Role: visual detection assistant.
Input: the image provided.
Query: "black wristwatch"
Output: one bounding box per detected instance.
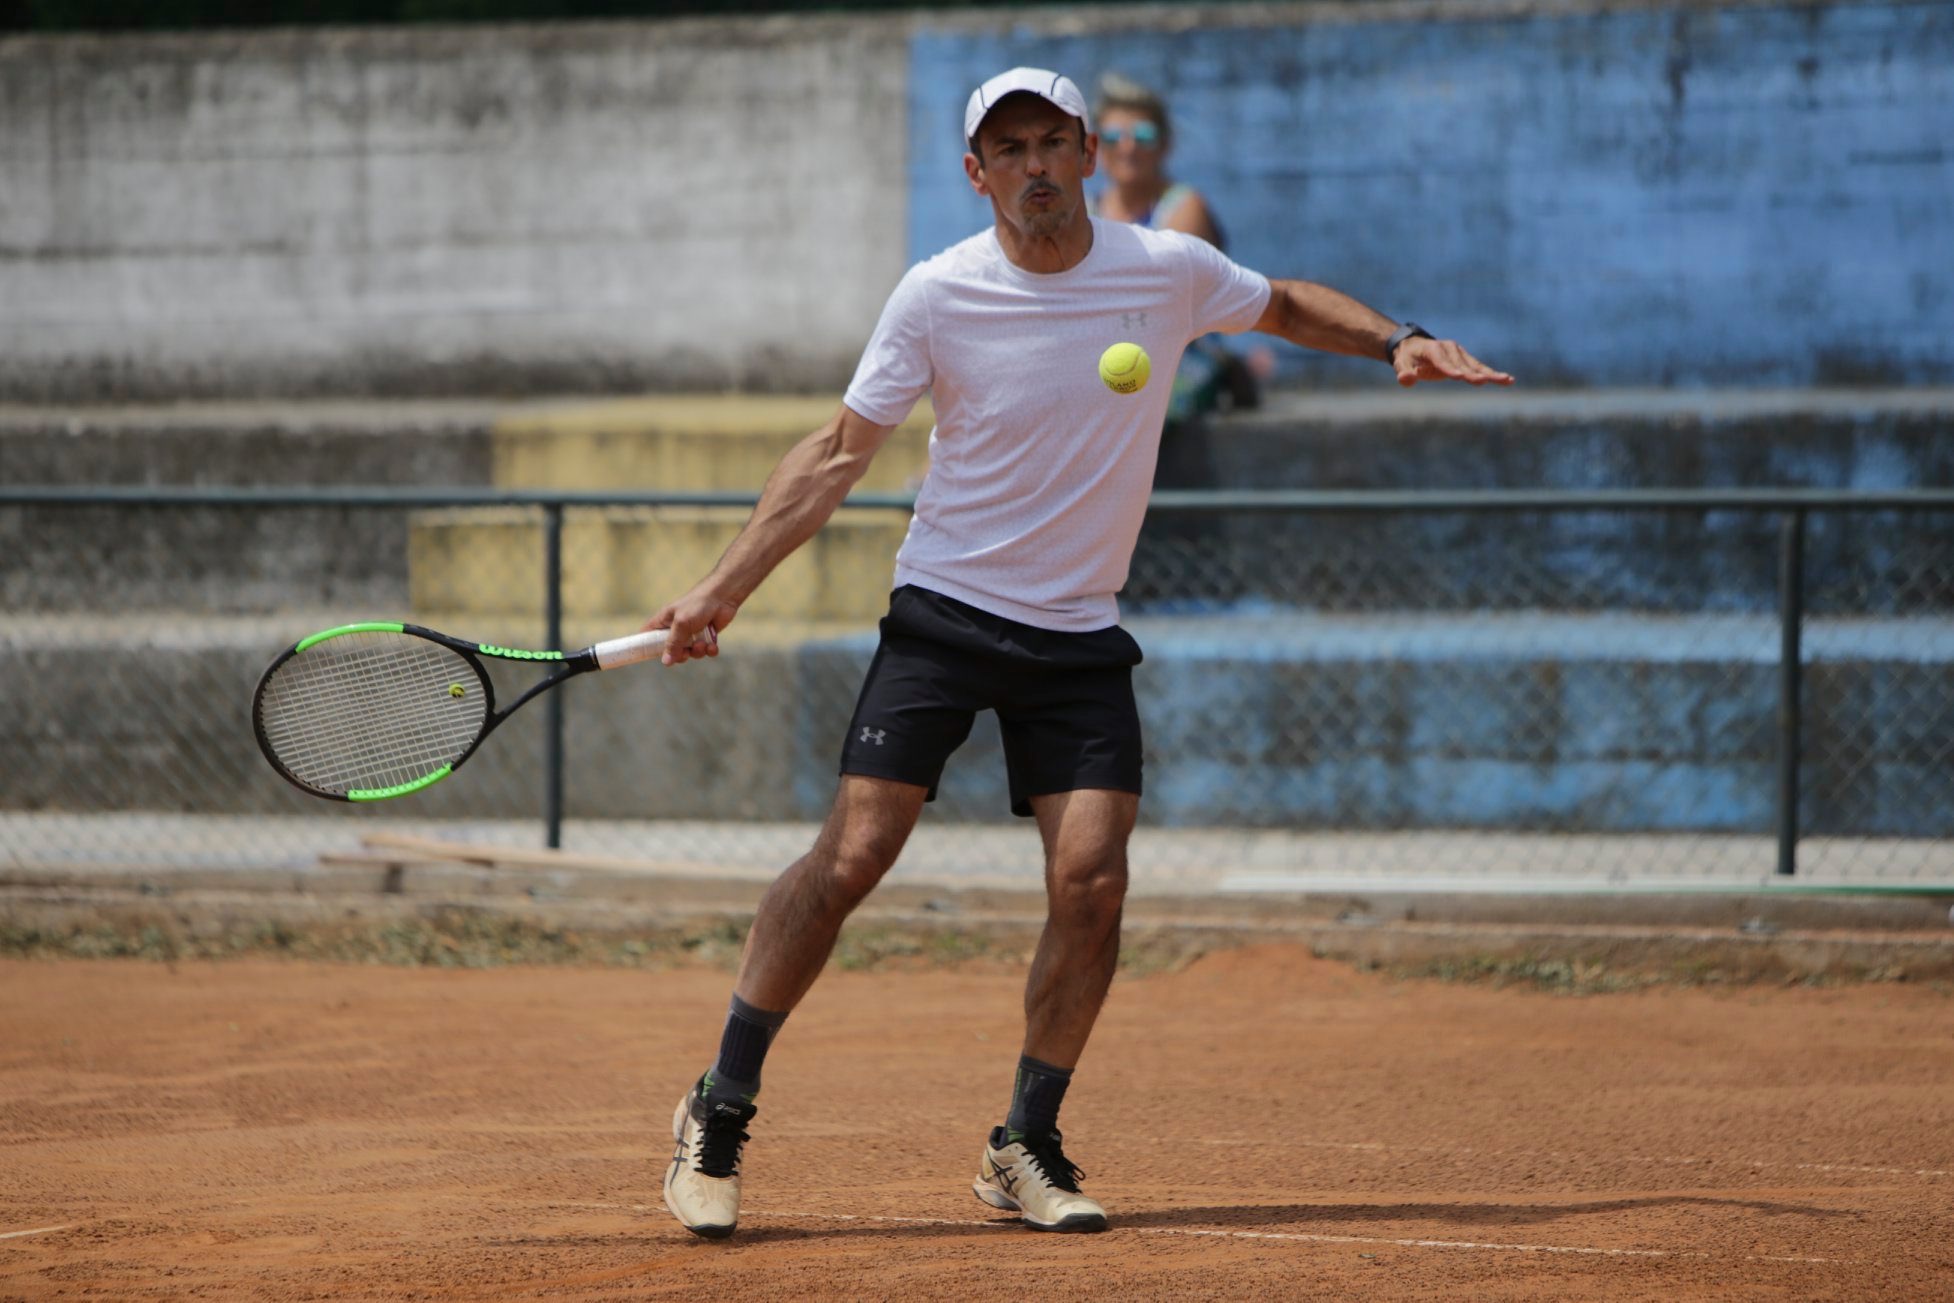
[1383,321,1434,364]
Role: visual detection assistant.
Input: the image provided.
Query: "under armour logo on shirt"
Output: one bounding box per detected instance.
[859,727,886,746]
[1120,311,1148,330]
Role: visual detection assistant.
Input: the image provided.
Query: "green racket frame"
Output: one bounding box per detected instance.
[251,620,670,802]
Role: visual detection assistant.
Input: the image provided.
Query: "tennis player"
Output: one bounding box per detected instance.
[647,66,1511,1239]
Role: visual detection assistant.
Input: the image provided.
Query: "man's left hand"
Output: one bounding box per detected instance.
[1393,336,1514,388]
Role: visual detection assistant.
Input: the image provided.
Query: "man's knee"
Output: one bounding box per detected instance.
[1049,853,1128,925]
[808,777,923,908]
[818,823,908,905]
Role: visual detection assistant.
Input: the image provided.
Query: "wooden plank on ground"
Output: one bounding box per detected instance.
[315,850,476,871]
[358,832,727,877]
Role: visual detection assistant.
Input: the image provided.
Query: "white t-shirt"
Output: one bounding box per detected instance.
[842,218,1271,631]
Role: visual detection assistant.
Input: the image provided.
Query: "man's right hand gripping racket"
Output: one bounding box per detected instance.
[252,621,685,801]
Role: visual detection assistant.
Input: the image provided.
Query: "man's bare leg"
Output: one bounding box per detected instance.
[970,787,1133,1234]
[733,774,928,1012]
[664,775,927,1238]
[1022,787,1137,1068]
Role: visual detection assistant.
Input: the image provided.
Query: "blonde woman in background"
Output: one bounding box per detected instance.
[1091,73,1225,249]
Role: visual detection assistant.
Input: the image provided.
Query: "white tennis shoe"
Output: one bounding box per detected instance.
[662,1082,756,1239]
[972,1126,1108,1232]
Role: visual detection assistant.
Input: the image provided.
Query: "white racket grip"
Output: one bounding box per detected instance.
[591,629,672,670]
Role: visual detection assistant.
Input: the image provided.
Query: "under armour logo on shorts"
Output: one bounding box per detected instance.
[1120,310,1148,330]
[859,727,886,746]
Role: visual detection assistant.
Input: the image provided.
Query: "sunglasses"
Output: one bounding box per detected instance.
[1100,121,1161,147]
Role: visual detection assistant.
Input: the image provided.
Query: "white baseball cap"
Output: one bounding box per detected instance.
[963,67,1091,145]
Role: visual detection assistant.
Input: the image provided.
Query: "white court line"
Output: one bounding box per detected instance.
[1627,1156,1954,1180]
[0,1225,70,1241]
[548,1202,1845,1266]
[1201,1138,1953,1179]
[1203,1138,1404,1151]
[743,1209,1845,1265]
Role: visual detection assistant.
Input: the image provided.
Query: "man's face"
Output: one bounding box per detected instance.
[965,94,1097,240]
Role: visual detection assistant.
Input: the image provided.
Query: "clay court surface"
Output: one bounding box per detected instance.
[4,949,1951,1300]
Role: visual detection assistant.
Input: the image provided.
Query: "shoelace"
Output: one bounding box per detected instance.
[694,1102,755,1178]
[1019,1131,1086,1194]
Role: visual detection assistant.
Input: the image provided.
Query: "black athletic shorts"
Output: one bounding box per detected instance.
[839,585,1145,817]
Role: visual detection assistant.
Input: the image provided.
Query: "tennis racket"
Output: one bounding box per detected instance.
[252,621,684,801]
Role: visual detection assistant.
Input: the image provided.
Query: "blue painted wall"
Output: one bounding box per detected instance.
[787,622,1954,837]
[909,3,1954,387]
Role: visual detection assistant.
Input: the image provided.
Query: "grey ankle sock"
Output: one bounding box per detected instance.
[1005,1055,1073,1138]
[704,994,788,1103]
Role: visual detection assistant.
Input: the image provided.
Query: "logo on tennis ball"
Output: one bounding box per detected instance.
[1099,342,1151,395]
[448,684,466,698]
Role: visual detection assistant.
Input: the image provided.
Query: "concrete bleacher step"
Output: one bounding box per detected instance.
[0,399,503,487]
[430,394,935,624]
[407,504,909,623]
[1139,388,1954,616]
[2,400,499,612]
[1191,388,1954,490]
[1,395,923,617]
[489,395,935,493]
[14,390,1946,619]
[0,393,931,489]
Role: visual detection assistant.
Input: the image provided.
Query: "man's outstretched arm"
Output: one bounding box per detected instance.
[1252,278,1513,387]
[644,403,899,664]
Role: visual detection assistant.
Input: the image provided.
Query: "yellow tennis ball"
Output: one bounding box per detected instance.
[1099,341,1151,394]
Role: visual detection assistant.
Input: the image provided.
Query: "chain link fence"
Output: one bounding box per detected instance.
[4,488,1951,892]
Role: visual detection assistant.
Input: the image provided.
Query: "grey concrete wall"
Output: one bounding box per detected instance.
[7,1,1946,402]
[0,18,909,400]
[8,1,1950,400]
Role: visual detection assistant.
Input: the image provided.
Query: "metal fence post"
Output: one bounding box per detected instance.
[543,502,565,850]
[1774,509,1806,876]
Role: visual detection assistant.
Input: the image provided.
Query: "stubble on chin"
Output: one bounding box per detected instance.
[1016,178,1078,239]
[1022,212,1065,238]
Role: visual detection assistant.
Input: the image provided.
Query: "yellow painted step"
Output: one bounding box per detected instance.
[408,505,910,625]
[492,395,935,492]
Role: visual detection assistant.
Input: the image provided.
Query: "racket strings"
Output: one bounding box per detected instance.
[258,633,487,795]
